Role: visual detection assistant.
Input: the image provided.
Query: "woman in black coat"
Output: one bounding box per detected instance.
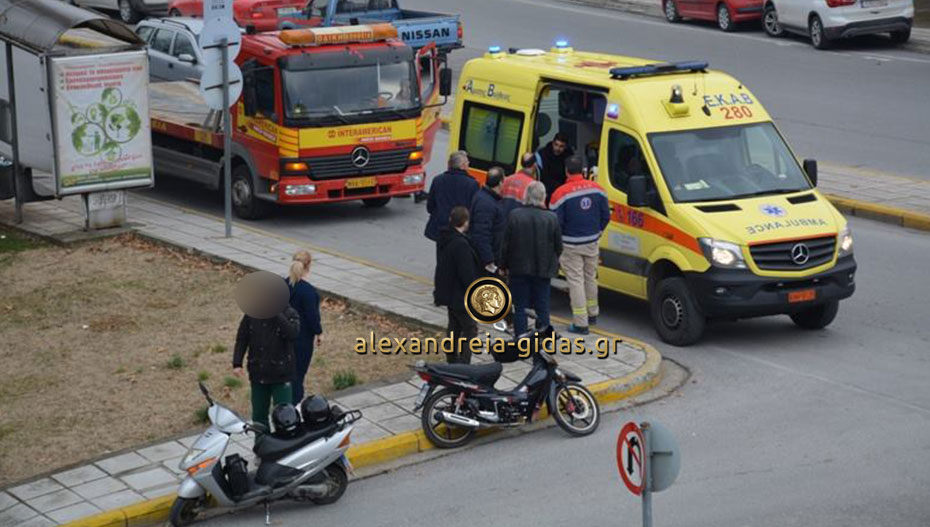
[287,250,323,404]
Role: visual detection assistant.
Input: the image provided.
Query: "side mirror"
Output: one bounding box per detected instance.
[439,67,453,97]
[627,175,648,208]
[803,158,818,187]
[177,53,196,64]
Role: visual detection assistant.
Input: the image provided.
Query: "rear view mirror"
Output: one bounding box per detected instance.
[627,175,648,208]
[803,159,818,187]
[439,67,453,97]
[177,53,196,64]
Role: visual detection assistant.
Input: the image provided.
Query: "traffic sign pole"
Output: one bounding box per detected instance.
[641,422,653,527]
[221,37,232,238]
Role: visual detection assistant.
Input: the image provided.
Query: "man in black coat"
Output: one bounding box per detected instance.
[433,206,482,364]
[469,166,506,273]
[535,133,574,205]
[233,306,301,429]
[424,151,479,243]
[500,181,563,337]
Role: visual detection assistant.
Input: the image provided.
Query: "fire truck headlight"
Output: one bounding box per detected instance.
[404,174,424,186]
[284,184,317,196]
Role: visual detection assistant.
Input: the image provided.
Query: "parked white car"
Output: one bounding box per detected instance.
[762,0,913,49]
[70,0,169,24]
[135,18,205,81]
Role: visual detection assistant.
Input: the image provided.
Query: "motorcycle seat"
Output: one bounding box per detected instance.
[253,423,337,462]
[427,362,503,387]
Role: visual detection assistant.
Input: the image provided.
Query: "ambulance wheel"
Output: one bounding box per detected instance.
[717,3,735,32]
[231,165,270,220]
[651,277,706,346]
[763,4,784,37]
[664,0,682,22]
[362,197,391,208]
[118,0,141,23]
[790,301,839,330]
[809,15,832,49]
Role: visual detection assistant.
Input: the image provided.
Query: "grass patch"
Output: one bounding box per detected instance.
[197,370,210,382]
[210,344,227,354]
[332,370,359,391]
[194,405,210,424]
[166,354,186,370]
[223,376,243,389]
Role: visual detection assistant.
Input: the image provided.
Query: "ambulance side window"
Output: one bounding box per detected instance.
[459,102,524,174]
[607,130,651,193]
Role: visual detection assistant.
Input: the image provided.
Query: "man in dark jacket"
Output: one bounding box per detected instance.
[500,181,563,337]
[424,151,479,243]
[469,167,506,273]
[233,307,301,429]
[535,133,574,205]
[434,206,482,364]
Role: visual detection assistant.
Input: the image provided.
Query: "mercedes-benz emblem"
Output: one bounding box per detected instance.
[791,243,810,265]
[351,146,370,168]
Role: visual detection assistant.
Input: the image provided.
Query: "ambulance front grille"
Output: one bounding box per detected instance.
[309,150,412,179]
[749,236,836,271]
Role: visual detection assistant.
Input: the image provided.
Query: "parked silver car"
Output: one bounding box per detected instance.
[70,0,169,24]
[134,17,204,81]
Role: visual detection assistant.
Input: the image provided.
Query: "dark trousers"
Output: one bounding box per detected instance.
[250,382,293,430]
[293,339,315,404]
[447,308,477,364]
[510,275,551,337]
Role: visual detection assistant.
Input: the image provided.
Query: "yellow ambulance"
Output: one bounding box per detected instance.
[448,42,856,346]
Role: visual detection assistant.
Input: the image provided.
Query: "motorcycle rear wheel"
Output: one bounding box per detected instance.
[169,497,204,527]
[421,388,477,449]
[551,382,600,437]
[310,462,348,505]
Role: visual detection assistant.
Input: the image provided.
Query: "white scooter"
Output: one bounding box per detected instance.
[171,383,360,526]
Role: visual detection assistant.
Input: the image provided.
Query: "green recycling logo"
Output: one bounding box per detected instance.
[69,88,142,161]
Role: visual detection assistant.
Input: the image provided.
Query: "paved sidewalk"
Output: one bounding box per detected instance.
[0,195,653,527]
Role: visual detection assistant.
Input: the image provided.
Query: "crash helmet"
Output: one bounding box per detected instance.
[300,395,332,429]
[271,403,301,437]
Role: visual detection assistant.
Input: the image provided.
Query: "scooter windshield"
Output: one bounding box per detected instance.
[209,404,246,434]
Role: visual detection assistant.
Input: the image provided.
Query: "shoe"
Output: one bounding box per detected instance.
[567,324,589,335]
[413,191,428,204]
[588,316,598,326]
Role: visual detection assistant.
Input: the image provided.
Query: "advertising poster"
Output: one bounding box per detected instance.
[50,51,153,194]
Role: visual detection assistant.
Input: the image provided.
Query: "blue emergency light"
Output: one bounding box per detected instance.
[610,61,708,80]
[555,39,570,48]
[488,45,502,53]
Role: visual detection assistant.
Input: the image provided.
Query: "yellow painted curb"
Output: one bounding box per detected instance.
[347,431,420,469]
[826,194,930,233]
[123,494,174,526]
[59,510,124,527]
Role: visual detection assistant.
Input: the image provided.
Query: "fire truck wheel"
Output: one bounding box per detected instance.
[362,197,391,208]
[231,165,270,219]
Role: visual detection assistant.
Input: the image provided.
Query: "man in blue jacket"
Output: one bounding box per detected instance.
[424,151,479,243]
[549,155,611,335]
[469,167,506,273]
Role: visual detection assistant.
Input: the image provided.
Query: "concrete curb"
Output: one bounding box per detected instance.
[60,340,662,527]
[825,194,930,233]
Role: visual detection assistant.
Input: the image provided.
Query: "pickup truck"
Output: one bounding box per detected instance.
[308,0,462,53]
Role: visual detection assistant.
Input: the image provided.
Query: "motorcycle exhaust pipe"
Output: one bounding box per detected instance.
[439,411,480,429]
[292,483,329,499]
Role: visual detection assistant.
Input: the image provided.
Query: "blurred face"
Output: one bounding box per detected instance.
[552,139,567,156]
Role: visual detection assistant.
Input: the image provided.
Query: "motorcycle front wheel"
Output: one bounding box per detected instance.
[421,388,477,449]
[169,496,205,527]
[550,382,600,437]
[310,462,348,505]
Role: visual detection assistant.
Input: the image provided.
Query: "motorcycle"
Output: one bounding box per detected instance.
[170,383,361,526]
[411,328,600,448]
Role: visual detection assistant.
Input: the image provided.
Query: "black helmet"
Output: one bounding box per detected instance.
[271,403,301,437]
[300,395,332,429]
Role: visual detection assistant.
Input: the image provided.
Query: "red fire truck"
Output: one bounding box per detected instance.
[149,24,450,218]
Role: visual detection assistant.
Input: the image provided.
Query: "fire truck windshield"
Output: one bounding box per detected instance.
[282,58,419,123]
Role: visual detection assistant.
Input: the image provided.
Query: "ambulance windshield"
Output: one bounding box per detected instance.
[648,123,811,203]
[282,57,419,122]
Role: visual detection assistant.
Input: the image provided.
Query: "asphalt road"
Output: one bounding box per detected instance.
[420,0,930,181]
[191,216,930,527]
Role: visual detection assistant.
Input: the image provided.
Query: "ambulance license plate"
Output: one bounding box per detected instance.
[346,177,377,190]
[788,289,817,303]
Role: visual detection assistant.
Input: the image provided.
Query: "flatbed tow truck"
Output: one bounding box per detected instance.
[149,23,450,218]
